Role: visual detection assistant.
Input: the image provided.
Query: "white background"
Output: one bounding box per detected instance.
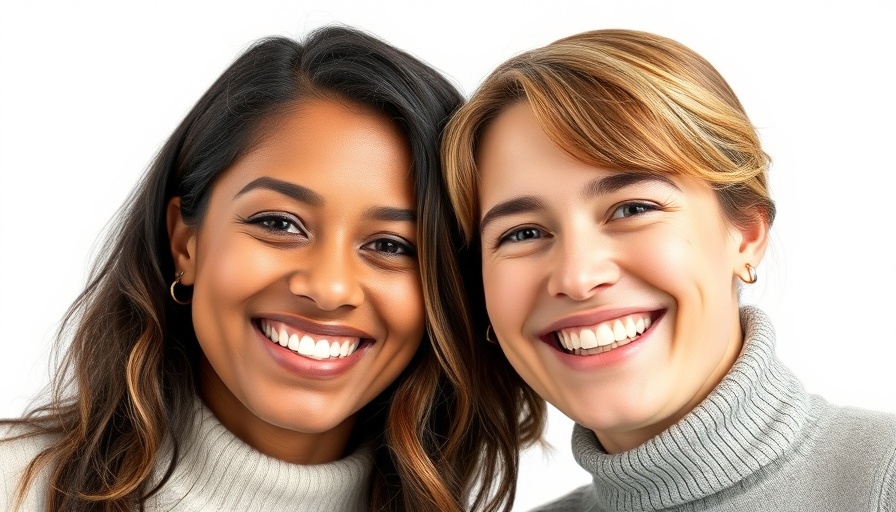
[1,1,894,509]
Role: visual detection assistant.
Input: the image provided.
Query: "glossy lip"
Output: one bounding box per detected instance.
[537,306,663,341]
[253,313,377,380]
[537,309,666,369]
[257,313,376,340]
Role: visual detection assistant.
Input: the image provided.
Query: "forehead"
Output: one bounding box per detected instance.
[477,102,602,195]
[476,101,725,216]
[215,98,415,204]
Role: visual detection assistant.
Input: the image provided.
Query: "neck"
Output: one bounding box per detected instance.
[198,358,356,464]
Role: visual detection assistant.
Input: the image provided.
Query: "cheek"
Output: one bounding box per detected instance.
[623,222,731,300]
[372,272,426,346]
[481,258,539,335]
[190,233,286,341]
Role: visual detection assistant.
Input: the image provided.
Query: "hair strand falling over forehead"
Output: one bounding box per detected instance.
[444,28,775,240]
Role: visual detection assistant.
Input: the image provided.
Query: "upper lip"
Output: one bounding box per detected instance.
[537,306,662,338]
[255,313,376,340]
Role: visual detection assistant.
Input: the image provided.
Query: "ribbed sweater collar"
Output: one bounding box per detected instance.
[570,306,810,511]
[152,399,373,511]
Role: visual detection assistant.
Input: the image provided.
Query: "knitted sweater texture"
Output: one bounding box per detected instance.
[532,307,896,512]
[1,399,372,511]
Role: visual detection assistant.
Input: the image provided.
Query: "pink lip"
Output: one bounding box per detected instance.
[256,313,375,340]
[538,307,662,339]
[542,310,665,370]
[253,314,375,380]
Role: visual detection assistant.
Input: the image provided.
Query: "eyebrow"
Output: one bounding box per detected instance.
[479,196,547,233]
[235,177,324,207]
[478,171,679,233]
[364,206,416,223]
[582,172,680,199]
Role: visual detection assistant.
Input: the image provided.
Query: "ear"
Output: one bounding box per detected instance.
[167,198,197,285]
[730,208,769,280]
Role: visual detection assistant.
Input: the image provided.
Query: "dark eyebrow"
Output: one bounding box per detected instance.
[479,196,546,233]
[364,206,416,223]
[235,177,324,207]
[583,172,680,199]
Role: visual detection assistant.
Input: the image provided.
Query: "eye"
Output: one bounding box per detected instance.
[499,226,544,245]
[364,237,416,258]
[243,213,307,235]
[609,202,658,220]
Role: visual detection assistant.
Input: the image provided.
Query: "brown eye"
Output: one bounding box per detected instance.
[245,213,307,235]
[364,238,416,257]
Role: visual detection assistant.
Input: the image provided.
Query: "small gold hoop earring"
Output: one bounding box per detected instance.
[485,325,498,344]
[740,263,758,284]
[170,271,192,305]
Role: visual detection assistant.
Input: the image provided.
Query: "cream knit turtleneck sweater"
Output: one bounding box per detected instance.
[1,399,373,511]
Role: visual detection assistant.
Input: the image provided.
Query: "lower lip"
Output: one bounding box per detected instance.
[551,314,661,370]
[256,326,369,380]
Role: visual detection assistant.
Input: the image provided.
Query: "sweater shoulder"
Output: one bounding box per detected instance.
[528,484,596,512]
[0,424,56,512]
[806,398,896,509]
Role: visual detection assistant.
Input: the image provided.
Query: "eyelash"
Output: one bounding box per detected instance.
[494,201,660,247]
[241,214,416,258]
[497,226,545,247]
[242,213,307,235]
[363,237,417,258]
[609,201,660,220]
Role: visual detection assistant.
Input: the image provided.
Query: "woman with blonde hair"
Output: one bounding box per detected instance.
[1,25,514,512]
[442,29,896,510]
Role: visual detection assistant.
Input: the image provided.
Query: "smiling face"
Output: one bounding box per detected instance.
[477,102,766,453]
[167,98,423,464]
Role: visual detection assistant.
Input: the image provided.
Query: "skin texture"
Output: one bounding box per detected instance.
[167,98,424,464]
[477,102,767,453]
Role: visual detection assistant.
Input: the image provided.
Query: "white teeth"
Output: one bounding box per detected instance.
[287,333,300,351]
[555,313,654,353]
[624,317,637,338]
[261,321,363,360]
[596,323,615,346]
[570,330,581,350]
[579,329,598,349]
[313,340,330,359]
[612,320,627,342]
[298,335,315,357]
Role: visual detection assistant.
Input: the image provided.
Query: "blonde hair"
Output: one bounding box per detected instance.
[439,28,776,475]
[444,28,775,240]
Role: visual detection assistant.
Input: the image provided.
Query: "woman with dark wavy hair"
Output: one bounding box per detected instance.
[0,25,509,512]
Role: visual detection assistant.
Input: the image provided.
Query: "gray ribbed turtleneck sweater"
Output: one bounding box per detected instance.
[533,307,896,511]
[1,399,372,511]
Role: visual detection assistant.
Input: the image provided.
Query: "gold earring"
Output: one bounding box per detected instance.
[485,325,498,344]
[170,271,192,305]
[740,263,758,284]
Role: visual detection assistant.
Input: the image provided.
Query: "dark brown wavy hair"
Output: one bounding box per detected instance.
[2,25,512,512]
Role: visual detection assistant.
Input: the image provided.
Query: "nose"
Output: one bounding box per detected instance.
[546,226,619,300]
[288,238,364,311]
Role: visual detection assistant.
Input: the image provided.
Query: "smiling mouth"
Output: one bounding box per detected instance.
[258,319,370,360]
[553,312,657,355]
